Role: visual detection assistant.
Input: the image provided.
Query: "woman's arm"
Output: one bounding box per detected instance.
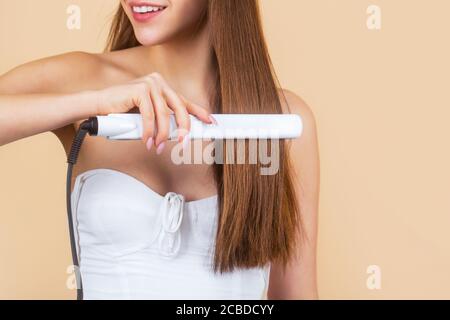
[0,52,106,146]
[268,90,320,299]
[0,92,98,146]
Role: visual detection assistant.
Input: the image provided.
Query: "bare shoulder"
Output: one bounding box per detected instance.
[278,88,320,193]
[278,89,318,144]
[0,51,110,95]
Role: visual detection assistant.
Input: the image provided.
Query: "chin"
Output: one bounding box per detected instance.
[134,29,166,46]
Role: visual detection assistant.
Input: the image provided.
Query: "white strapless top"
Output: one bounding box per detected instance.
[70,168,270,300]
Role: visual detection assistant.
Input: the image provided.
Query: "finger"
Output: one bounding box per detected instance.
[149,82,170,150]
[160,84,191,142]
[136,86,155,147]
[180,95,214,124]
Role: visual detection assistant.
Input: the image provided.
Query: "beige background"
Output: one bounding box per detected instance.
[1,0,449,299]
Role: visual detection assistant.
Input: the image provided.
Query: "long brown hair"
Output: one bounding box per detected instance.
[106,0,302,273]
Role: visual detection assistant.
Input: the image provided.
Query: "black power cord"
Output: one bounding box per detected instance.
[66,117,98,300]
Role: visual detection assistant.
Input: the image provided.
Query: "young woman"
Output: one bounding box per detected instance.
[0,0,319,299]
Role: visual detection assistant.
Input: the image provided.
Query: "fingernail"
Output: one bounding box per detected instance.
[209,115,218,125]
[156,142,166,155]
[146,137,153,151]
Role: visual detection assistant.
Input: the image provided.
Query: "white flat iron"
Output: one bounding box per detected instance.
[92,113,303,140]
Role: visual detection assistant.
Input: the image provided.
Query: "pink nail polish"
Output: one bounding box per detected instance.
[156,142,166,155]
[146,137,153,151]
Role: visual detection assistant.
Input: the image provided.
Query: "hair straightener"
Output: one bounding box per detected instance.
[66,113,303,300]
[91,113,303,140]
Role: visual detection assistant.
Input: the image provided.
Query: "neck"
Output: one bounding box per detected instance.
[139,25,216,108]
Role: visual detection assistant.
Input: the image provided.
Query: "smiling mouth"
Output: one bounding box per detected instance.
[132,4,167,14]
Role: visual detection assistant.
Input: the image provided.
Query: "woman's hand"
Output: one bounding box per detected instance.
[95,72,214,153]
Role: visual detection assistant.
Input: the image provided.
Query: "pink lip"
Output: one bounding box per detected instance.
[129,2,167,23]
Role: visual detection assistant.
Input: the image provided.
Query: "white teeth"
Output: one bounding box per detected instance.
[132,5,165,13]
